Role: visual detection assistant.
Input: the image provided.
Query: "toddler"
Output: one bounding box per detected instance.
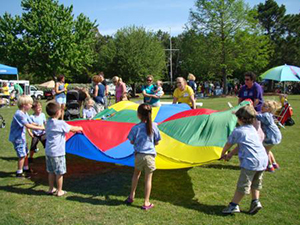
[256,100,282,172]
[83,98,97,120]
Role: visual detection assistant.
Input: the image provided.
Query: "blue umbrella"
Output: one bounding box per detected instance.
[260,64,300,82]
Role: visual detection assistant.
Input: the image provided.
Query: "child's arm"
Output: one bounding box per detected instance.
[27,128,34,138]
[224,146,239,161]
[69,125,83,133]
[220,142,233,159]
[25,123,44,130]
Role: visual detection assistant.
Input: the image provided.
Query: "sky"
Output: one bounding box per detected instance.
[0,0,299,36]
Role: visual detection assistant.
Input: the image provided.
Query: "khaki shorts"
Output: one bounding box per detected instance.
[236,168,264,194]
[135,153,156,173]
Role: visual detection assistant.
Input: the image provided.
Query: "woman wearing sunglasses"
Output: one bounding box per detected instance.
[238,72,264,112]
[142,75,162,107]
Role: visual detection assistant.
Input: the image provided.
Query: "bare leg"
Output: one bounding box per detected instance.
[231,190,245,205]
[144,172,153,206]
[24,155,29,168]
[56,174,64,196]
[61,104,65,120]
[251,189,260,200]
[48,173,56,192]
[17,157,25,171]
[129,169,141,200]
[265,145,275,165]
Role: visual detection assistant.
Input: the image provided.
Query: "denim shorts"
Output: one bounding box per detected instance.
[13,138,28,158]
[46,155,66,175]
[55,96,66,104]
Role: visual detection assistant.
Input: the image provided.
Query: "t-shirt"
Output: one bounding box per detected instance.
[173,85,194,107]
[127,122,161,155]
[9,110,31,143]
[238,82,264,112]
[187,80,197,92]
[228,124,268,171]
[256,112,282,145]
[83,107,97,119]
[45,118,70,157]
[142,84,159,105]
[30,113,46,136]
[2,86,9,95]
[14,84,23,95]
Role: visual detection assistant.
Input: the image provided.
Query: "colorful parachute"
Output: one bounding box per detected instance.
[66,101,246,169]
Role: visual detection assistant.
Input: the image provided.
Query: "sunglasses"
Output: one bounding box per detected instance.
[245,78,251,81]
[147,79,152,82]
[176,82,182,84]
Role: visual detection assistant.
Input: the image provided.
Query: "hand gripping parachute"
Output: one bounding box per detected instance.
[66,101,248,169]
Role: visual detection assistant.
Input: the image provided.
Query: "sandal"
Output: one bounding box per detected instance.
[55,190,67,197]
[141,203,154,210]
[46,189,57,195]
[124,197,134,205]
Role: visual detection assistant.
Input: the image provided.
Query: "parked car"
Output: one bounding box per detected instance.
[44,89,54,100]
[30,85,44,100]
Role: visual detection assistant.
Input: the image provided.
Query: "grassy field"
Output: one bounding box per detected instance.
[0,95,299,225]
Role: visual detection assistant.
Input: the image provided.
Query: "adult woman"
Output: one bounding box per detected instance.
[238,72,264,112]
[112,76,127,103]
[173,77,196,109]
[142,75,162,107]
[55,75,67,120]
[92,75,105,113]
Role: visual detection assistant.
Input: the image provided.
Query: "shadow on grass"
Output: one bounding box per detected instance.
[0,156,19,161]
[1,154,227,215]
[201,164,240,170]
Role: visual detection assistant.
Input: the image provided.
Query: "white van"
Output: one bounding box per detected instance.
[0,80,43,99]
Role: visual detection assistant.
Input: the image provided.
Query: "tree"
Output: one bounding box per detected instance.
[99,26,166,92]
[257,0,300,67]
[189,0,271,93]
[0,0,97,83]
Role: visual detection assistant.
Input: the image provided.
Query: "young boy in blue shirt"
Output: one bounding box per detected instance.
[220,105,268,215]
[9,95,45,178]
[45,101,82,196]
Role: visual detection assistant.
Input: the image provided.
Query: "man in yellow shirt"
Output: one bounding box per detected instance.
[173,77,196,109]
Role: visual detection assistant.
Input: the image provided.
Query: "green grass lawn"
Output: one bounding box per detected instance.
[0,95,299,225]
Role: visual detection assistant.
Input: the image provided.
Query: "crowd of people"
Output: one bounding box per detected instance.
[6,71,284,214]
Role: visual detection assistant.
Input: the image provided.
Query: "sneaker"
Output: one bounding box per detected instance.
[266,166,275,172]
[16,172,31,178]
[16,172,24,178]
[222,203,240,214]
[249,200,262,214]
[273,163,280,169]
[23,168,36,175]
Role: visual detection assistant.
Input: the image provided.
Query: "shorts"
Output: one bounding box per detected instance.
[55,96,66,104]
[13,138,28,158]
[236,168,264,194]
[135,153,156,173]
[30,134,46,151]
[46,155,66,175]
